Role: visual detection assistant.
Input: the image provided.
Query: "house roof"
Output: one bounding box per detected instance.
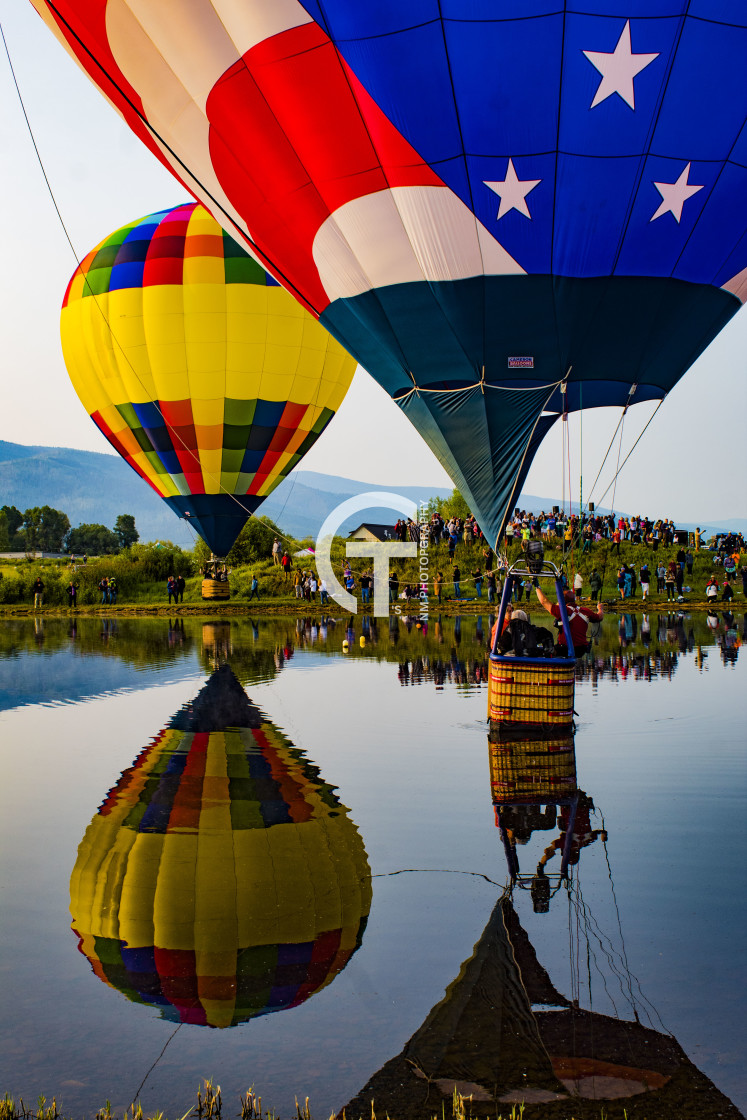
[347,523,394,540]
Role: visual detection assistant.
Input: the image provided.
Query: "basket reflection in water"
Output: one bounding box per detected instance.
[490,733,582,914]
[489,736,577,801]
[69,665,371,1027]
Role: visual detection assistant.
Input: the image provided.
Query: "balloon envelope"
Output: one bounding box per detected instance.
[70,666,371,1027]
[38,2,747,544]
[61,203,356,555]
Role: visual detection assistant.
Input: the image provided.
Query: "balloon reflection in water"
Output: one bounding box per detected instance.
[70,666,371,1027]
[341,734,732,1110]
[342,891,732,1109]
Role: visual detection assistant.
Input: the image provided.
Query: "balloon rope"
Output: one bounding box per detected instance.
[584,409,626,509]
[567,413,572,513]
[1,19,303,556]
[610,411,626,516]
[40,2,316,316]
[579,385,583,513]
[396,379,564,398]
[600,816,672,1035]
[566,410,574,574]
[0,21,80,268]
[562,412,566,516]
[128,1023,182,1110]
[596,399,665,511]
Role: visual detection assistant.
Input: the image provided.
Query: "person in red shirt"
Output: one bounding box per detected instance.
[534,586,604,657]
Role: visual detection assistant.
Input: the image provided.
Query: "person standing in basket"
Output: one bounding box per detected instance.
[535,586,604,658]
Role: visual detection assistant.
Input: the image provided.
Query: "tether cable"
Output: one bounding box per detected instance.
[1,18,306,558]
[40,1,313,315]
[609,409,627,516]
[584,406,627,510]
[601,816,670,1035]
[596,399,665,511]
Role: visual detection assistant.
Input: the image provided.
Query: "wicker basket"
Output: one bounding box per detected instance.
[488,656,575,731]
[201,578,230,601]
[489,735,577,801]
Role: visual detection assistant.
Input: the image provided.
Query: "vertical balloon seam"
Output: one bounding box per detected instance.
[338,22,488,381]
[63,217,211,501]
[582,12,694,411]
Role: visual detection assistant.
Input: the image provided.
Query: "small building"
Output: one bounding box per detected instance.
[347,523,394,543]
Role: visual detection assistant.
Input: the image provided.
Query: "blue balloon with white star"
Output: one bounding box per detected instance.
[295,1,746,545]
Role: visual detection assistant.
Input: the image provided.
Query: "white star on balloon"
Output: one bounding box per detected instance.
[484,160,541,220]
[583,21,658,110]
[650,163,704,223]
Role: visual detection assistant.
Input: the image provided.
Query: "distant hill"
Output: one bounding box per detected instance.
[0,440,743,545]
[0,441,192,546]
[0,441,453,544]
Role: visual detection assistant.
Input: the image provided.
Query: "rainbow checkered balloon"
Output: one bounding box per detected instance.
[69,667,371,1028]
[61,203,356,555]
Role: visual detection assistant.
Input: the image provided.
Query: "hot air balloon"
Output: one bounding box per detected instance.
[36,3,747,548]
[70,666,371,1027]
[61,202,356,563]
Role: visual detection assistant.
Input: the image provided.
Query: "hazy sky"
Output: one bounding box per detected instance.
[1,2,745,525]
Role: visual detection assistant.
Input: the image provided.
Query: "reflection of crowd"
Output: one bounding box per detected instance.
[167,618,185,647]
[272,639,294,670]
[397,655,489,689]
[709,609,743,667]
[239,610,743,686]
[576,610,743,679]
[292,615,348,649]
[575,650,681,684]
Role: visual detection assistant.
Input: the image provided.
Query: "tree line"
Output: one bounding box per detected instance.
[0,506,139,555]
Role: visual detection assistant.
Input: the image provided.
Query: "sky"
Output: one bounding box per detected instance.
[1,2,745,526]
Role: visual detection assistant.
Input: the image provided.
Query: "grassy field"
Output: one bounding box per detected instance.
[0,537,741,615]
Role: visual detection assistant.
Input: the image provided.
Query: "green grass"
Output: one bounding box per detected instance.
[0,537,741,611]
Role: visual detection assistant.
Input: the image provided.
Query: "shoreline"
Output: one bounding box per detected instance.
[0,597,738,619]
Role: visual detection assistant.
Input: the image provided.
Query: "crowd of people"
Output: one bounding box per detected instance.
[397,508,717,554]
[505,510,694,551]
[23,510,744,611]
[166,574,187,604]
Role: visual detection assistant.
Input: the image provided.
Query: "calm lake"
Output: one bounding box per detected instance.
[0,612,745,1118]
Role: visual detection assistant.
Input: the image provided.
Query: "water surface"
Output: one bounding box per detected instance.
[0,613,744,1116]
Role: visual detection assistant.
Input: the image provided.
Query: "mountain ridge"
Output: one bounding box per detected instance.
[0,440,743,543]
